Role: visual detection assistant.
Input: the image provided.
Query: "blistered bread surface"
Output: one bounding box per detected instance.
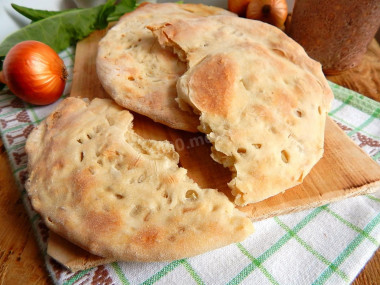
[151,16,333,205]
[25,97,253,261]
[96,3,234,132]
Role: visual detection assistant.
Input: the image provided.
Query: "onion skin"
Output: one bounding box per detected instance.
[0,41,67,105]
[246,0,288,28]
[228,0,252,16]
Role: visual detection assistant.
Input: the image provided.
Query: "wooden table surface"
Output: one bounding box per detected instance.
[1,41,380,284]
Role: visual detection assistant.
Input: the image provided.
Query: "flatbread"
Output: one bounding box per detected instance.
[96,3,234,132]
[150,16,334,205]
[25,97,253,262]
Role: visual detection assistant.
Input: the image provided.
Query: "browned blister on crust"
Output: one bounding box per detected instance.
[96,3,235,132]
[150,16,333,205]
[25,97,253,261]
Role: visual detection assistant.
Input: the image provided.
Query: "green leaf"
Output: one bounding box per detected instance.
[11,3,67,22]
[107,0,137,22]
[0,0,116,57]
[11,0,137,24]
[95,0,119,29]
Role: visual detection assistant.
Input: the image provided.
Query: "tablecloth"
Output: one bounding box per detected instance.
[0,47,379,285]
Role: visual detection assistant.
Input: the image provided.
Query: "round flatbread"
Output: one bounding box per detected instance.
[25,97,253,261]
[96,3,234,132]
[150,15,334,205]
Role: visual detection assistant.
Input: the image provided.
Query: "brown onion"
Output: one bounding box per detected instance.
[0,40,67,105]
[228,0,252,16]
[246,0,288,28]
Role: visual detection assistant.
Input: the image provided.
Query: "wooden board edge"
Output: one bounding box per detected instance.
[250,180,380,222]
[47,232,115,272]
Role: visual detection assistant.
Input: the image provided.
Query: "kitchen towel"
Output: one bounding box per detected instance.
[0,47,379,285]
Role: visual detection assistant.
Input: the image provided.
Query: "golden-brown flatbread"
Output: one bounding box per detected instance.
[150,16,334,205]
[25,97,253,262]
[96,3,234,132]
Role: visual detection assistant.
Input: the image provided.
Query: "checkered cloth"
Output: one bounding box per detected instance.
[1,47,379,285]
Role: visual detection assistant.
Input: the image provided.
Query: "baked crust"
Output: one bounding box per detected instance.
[96,3,234,132]
[150,16,334,205]
[25,97,253,261]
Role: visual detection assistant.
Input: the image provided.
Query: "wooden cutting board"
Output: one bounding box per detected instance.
[47,29,380,271]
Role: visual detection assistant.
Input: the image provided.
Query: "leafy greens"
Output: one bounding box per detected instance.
[0,0,137,58]
[11,4,71,22]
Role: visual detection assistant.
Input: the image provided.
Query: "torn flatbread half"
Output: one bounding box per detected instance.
[150,15,334,205]
[96,3,235,132]
[25,97,253,262]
